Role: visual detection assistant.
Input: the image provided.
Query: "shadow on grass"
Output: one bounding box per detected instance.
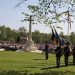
[41,66,57,70]
[61,63,75,67]
[33,59,45,60]
[24,66,38,68]
[0,70,29,75]
[41,63,75,70]
[0,70,75,75]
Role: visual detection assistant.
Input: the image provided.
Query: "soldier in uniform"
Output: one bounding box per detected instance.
[72,45,75,65]
[45,44,49,60]
[55,44,62,68]
[64,42,70,66]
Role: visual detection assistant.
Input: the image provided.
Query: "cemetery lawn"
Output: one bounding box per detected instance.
[0,51,75,75]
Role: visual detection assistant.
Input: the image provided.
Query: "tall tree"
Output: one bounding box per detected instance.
[70,32,75,44]
[17,0,75,26]
[32,30,41,43]
[19,26,27,37]
[19,26,27,33]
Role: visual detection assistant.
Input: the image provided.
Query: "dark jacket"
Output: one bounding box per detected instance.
[45,44,49,53]
[72,46,75,55]
[55,46,62,57]
[64,46,70,56]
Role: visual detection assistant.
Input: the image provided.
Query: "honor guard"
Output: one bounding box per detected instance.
[72,45,75,65]
[55,45,62,68]
[45,44,49,60]
[64,42,70,66]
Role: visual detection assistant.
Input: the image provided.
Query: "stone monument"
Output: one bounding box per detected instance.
[22,15,37,51]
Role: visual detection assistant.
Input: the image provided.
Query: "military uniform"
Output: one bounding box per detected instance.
[64,42,70,66]
[72,46,75,65]
[55,45,62,68]
[45,44,49,60]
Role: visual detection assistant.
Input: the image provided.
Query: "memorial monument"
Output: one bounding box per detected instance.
[22,14,37,51]
[25,15,37,51]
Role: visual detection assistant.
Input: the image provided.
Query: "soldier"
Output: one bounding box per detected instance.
[45,44,49,60]
[64,42,70,66]
[55,44,62,68]
[72,45,75,65]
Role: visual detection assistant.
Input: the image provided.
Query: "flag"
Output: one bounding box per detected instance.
[53,26,65,45]
[51,26,55,41]
[50,26,58,45]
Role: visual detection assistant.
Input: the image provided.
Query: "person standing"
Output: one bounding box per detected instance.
[45,44,49,60]
[72,45,75,65]
[64,42,70,66]
[55,45,62,68]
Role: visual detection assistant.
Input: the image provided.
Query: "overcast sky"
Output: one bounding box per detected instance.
[0,0,75,35]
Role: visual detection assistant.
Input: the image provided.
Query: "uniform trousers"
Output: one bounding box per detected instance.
[56,56,61,68]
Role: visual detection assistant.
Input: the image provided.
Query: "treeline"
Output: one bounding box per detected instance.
[0,25,28,43]
[0,25,51,43]
[32,30,51,43]
[0,25,18,42]
[0,25,75,44]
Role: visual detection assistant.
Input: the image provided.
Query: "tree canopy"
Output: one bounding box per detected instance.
[17,0,75,26]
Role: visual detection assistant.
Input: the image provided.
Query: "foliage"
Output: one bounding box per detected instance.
[0,25,51,43]
[0,25,75,44]
[32,30,51,43]
[26,0,75,26]
[70,32,75,45]
[0,25,15,41]
[32,30,41,43]
[0,25,27,42]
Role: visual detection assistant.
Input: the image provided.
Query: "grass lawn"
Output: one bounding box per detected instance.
[0,51,75,75]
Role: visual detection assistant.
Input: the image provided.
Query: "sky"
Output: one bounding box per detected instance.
[0,0,75,35]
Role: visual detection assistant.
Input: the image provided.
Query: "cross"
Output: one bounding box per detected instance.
[22,13,37,51]
[24,15,34,42]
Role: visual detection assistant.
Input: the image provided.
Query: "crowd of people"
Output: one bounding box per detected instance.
[37,43,56,52]
[0,41,53,51]
[0,41,22,51]
[0,41,54,51]
[44,42,75,68]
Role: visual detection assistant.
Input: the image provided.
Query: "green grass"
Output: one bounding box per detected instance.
[0,51,75,75]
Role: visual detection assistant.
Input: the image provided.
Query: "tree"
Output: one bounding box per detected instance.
[0,25,20,42]
[19,26,27,37]
[32,30,41,43]
[16,35,20,43]
[32,30,51,43]
[16,0,75,26]
[42,33,51,43]
[19,26,27,33]
[0,25,7,40]
[15,0,75,44]
[70,32,75,44]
